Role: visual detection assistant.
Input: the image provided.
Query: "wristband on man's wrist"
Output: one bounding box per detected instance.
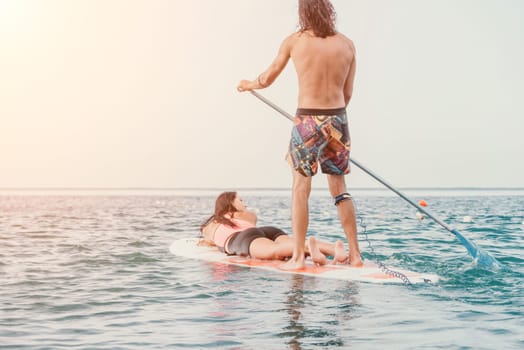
[257,75,265,87]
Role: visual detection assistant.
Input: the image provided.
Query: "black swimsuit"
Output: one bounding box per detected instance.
[225,226,286,256]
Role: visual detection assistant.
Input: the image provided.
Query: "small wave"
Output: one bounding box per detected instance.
[127,240,153,248]
[112,252,159,265]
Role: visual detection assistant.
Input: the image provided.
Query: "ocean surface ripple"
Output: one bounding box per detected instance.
[0,191,522,349]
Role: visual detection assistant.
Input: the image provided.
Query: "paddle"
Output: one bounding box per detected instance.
[249,90,500,269]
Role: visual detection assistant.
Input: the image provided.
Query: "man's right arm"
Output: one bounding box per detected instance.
[237,34,295,92]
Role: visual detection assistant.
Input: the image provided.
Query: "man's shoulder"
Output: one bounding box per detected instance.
[285,31,302,43]
[335,32,355,47]
[280,32,304,53]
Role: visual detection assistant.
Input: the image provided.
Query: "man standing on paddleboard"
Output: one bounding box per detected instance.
[237,0,363,269]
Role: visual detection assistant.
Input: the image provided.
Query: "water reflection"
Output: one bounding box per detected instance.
[284,275,306,350]
[282,275,362,349]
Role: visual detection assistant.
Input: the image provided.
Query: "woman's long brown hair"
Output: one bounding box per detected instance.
[200,191,239,232]
[298,0,337,38]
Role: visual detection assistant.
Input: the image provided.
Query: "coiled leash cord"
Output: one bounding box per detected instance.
[351,197,412,286]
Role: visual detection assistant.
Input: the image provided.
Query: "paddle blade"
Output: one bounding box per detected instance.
[451,229,500,269]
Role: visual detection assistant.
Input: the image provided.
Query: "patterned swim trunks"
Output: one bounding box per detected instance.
[286,107,351,177]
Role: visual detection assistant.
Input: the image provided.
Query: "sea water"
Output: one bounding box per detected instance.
[0,189,522,349]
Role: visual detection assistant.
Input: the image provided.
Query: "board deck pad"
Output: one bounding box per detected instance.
[170,238,439,284]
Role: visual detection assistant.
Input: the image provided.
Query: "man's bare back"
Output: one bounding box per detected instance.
[289,31,356,109]
[237,31,356,110]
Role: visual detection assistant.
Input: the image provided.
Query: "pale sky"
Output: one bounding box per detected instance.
[1,0,523,189]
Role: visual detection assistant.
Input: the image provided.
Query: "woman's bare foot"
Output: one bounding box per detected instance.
[308,237,327,266]
[333,240,348,265]
[280,255,306,270]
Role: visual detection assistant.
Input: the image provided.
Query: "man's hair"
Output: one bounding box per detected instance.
[298,0,337,38]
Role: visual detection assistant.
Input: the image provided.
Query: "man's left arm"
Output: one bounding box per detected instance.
[344,43,357,106]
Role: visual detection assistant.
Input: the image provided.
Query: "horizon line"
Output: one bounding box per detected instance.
[1,186,524,191]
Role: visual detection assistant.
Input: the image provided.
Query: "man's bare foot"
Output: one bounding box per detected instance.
[349,253,364,267]
[308,237,327,266]
[280,256,306,271]
[333,240,348,265]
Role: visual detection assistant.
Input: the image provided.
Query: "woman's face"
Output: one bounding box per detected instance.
[232,195,247,212]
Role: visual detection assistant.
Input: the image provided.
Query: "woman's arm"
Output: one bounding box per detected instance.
[198,222,218,246]
[233,210,257,225]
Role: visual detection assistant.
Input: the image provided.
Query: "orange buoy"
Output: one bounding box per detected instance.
[419,199,428,207]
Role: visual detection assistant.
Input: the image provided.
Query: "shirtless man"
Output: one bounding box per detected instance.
[237,0,363,269]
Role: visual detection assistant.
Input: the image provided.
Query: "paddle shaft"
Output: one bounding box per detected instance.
[249,90,505,267]
[250,90,452,232]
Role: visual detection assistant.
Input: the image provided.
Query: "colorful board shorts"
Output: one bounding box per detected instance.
[287,108,351,177]
[225,226,286,257]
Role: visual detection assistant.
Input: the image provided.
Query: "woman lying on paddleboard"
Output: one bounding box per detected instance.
[199,191,348,265]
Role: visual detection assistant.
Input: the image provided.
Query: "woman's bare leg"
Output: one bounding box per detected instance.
[333,240,349,264]
[308,237,327,265]
[276,235,348,264]
[249,237,294,260]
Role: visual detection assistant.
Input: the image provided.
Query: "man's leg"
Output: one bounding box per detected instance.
[280,169,312,270]
[327,174,363,267]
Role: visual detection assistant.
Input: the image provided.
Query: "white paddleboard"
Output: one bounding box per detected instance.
[170,238,439,284]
